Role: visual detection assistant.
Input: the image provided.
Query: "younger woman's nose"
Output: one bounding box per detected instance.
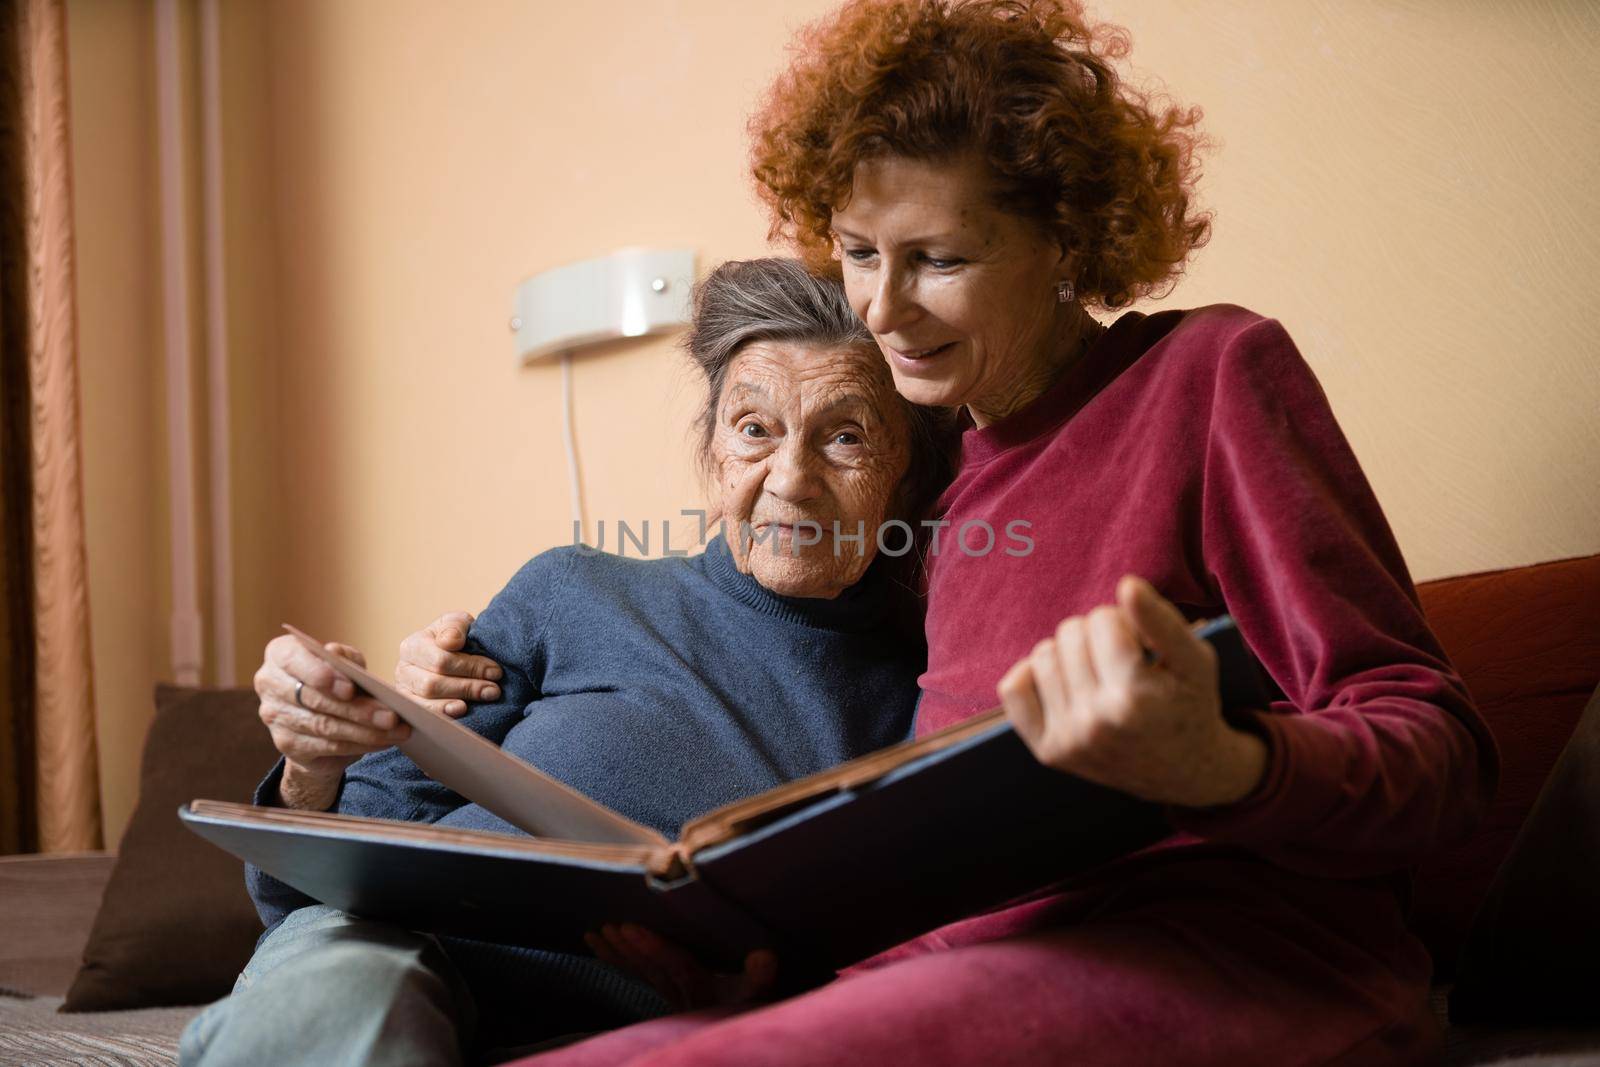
[864,266,920,337]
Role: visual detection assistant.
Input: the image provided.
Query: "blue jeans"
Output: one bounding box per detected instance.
[179,905,478,1066]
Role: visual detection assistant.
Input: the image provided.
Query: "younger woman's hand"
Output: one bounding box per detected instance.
[996,575,1267,809]
[395,611,505,718]
[584,923,779,1011]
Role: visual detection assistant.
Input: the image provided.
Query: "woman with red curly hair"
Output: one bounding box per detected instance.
[516,1,1495,1064]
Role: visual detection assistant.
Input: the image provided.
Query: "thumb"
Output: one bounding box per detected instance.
[1116,576,1208,681]
[325,642,367,669]
[432,611,474,650]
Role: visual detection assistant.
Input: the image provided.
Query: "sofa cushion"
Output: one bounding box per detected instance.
[1447,682,1600,1024]
[1410,553,1600,977]
[61,685,278,1011]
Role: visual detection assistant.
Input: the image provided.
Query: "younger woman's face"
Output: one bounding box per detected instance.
[831,151,1076,426]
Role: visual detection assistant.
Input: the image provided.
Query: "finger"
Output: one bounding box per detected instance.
[281,669,394,730]
[1053,616,1098,696]
[399,689,472,720]
[584,931,644,986]
[599,924,651,972]
[424,696,472,719]
[600,925,679,1007]
[1086,605,1142,688]
[325,642,367,669]
[394,660,501,704]
[264,699,411,749]
[429,612,477,652]
[270,638,358,702]
[263,661,396,730]
[997,658,1046,749]
[1117,576,1211,680]
[382,657,474,719]
[397,631,504,685]
[585,927,672,1004]
[1029,636,1072,733]
[621,924,701,1008]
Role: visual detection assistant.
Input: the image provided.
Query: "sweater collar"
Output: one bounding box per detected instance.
[958,311,1146,466]
[700,533,891,633]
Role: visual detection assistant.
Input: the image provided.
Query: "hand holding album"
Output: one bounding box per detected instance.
[182,618,1269,972]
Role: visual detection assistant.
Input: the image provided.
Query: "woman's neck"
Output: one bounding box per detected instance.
[967,309,1105,429]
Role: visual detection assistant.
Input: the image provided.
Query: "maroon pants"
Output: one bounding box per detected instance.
[512,856,1441,1067]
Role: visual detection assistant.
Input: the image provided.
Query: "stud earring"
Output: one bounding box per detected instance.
[1056,280,1075,304]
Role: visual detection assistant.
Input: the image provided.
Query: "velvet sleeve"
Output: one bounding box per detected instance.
[1169,316,1499,877]
[244,548,574,931]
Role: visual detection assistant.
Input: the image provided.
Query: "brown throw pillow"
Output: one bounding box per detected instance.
[1449,682,1600,1024]
[61,684,279,1011]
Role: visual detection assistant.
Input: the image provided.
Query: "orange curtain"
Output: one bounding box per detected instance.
[0,0,101,854]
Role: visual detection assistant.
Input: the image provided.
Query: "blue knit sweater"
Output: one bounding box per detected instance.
[245,535,922,1032]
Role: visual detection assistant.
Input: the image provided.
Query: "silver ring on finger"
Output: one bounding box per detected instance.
[294,680,307,708]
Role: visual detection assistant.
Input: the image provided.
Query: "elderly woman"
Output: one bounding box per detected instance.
[177,258,952,1066]
[464,2,1495,1065]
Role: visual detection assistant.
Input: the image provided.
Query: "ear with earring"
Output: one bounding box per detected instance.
[1056,279,1075,304]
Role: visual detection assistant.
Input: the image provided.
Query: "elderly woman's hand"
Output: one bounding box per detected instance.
[584,924,779,1012]
[395,612,504,718]
[996,576,1268,809]
[255,635,412,810]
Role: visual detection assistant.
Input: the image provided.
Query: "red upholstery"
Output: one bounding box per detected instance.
[1409,552,1600,977]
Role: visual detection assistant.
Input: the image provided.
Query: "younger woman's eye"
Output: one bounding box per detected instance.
[843,247,876,262]
[921,254,962,270]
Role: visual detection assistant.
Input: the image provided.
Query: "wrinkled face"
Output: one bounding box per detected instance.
[710,340,911,599]
[831,152,1074,423]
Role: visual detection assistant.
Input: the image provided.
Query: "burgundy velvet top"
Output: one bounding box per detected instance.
[917,304,1498,886]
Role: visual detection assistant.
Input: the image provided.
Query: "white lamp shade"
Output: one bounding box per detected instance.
[512,247,696,363]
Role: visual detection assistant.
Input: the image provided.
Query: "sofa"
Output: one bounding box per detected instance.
[1,552,1596,1066]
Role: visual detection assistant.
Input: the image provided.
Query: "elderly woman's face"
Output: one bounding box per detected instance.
[831,152,1073,423]
[711,340,910,599]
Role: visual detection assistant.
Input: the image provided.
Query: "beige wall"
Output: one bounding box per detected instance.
[1115,0,1600,582]
[253,0,844,680]
[69,0,1600,844]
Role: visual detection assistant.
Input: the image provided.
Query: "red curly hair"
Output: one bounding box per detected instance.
[749,0,1212,310]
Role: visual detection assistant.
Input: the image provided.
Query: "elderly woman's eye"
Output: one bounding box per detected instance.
[834,430,863,446]
[739,421,769,438]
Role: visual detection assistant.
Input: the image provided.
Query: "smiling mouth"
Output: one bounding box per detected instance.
[886,341,955,361]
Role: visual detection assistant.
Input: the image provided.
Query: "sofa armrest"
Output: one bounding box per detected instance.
[0,851,116,997]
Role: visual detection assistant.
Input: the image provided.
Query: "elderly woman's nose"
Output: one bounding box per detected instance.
[764,439,825,501]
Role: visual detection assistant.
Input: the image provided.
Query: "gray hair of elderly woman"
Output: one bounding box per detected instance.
[682,257,956,525]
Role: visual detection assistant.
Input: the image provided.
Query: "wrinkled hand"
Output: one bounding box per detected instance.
[996,575,1267,808]
[395,612,504,718]
[255,634,412,809]
[585,923,779,1012]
